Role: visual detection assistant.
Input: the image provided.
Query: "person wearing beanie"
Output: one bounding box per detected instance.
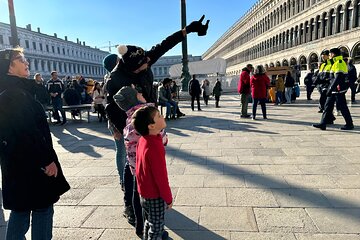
[103,53,119,73]
[102,18,209,235]
[313,47,354,130]
[0,48,70,239]
[104,14,209,133]
[113,86,168,238]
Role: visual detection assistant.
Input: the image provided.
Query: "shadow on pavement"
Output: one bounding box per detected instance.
[166,116,278,136]
[50,123,114,158]
[165,209,226,240]
[166,145,360,222]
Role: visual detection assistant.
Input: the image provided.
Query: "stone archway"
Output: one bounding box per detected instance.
[339,45,350,58]
[290,57,297,66]
[352,42,360,64]
[276,61,281,67]
[309,52,319,69]
[299,55,307,70]
[270,62,275,67]
[282,59,289,66]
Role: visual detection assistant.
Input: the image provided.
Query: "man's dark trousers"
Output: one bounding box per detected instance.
[320,93,352,126]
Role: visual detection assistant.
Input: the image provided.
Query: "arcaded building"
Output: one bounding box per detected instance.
[203,0,360,79]
[0,22,109,80]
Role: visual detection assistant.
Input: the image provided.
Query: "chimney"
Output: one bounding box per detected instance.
[37,27,41,33]
[83,41,85,46]
[26,24,31,31]
[54,33,57,38]
[77,38,79,44]
[65,36,68,41]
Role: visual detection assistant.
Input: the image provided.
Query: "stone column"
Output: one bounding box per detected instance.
[38,59,42,72]
[30,58,35,72]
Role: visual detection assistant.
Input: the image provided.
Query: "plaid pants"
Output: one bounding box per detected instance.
[140,197,166,240]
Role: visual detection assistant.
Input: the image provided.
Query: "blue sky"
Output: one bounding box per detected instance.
[0,0,258,56]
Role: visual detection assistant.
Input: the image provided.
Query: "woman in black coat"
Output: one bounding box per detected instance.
[0,48,69,240]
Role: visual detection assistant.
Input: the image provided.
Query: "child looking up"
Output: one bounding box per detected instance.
[132,106,172,240]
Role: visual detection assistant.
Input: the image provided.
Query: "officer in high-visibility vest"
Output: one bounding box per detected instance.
[313,48,354,130]
[313,50,333,113]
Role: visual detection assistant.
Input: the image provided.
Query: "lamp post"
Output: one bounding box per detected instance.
[8,0,19,47]
[180,0,191,91]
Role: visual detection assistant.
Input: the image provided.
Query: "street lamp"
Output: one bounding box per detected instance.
[8,0,19,47]
[180,0,191,91]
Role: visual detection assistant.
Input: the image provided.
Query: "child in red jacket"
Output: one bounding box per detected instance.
[132,106,172,240]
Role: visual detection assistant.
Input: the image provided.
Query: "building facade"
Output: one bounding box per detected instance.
[151,55,202,82]
[203,0,360,81]
[0,22,109,80]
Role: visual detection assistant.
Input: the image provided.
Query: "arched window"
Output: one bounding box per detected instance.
[290,57,297,66]
[294,26,299,45]
[309,53,319,69]
[355,0,360,27]
[296,0,300,14]
[286,30,290,49]
[292,0,296,16]
[299,23,304,44]
[310,18,315,41]
[276,61,281,67]
[323,12,328,37]
[352,42,360,63]
[283,59,289,66]
[299,55,307,70]
[315,15,321,39]
[345,1,353,30]
[301,0,305,11]
[290,28,294,47]
[306,0,311,8]
[288,0,292,18]
[284,3,287,20]
[280,5,283,22]
[304,21,309,43]
[338,5,344,33]
[329,9,336,35]
[339,46,350,57]
[270,62,275,67]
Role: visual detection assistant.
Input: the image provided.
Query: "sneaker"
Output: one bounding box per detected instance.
[318,109,323,113]
[240,114,251,118]
[123,205,135,226]
[340,125,354,130]
[312,124,326,130]
[263,117,268,120]
[252,117,256,120]
[177,112,186,118]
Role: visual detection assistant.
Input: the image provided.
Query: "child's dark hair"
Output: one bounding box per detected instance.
[132,106,158,136]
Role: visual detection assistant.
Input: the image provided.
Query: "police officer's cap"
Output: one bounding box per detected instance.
[320,50,329,56]
[329,48,341,56]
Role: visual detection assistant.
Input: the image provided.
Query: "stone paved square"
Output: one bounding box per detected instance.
[1,92,360,239]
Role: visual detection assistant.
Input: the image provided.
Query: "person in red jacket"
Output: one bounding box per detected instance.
[132,106,172,240]
[250,65,270,120]
[238,64,253,118]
